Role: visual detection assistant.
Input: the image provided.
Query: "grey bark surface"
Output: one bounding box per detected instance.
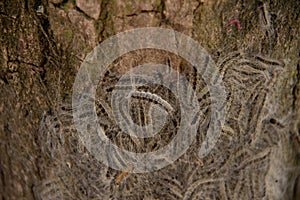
[0,0,299,199]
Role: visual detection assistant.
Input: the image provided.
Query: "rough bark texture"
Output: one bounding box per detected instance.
[0,0,299,199]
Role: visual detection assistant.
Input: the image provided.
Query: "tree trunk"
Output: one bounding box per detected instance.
[1,0,299,199]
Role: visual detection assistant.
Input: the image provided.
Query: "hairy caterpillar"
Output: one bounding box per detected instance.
[131,91,174,113]
[115,166,134,185]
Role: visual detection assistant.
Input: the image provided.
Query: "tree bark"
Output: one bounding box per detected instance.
[0,0,299,199]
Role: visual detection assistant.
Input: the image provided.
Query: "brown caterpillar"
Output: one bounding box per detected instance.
[115,166,134,185]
